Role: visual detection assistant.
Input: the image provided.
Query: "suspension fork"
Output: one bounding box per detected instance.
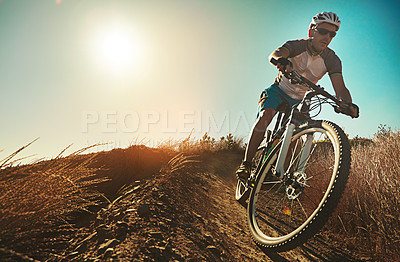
[274,122,295,179]
[274,125,314,179]
[274,105,313,179]
[298,133,313,171]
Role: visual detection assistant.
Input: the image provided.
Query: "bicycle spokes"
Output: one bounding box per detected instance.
[251,126,340,240]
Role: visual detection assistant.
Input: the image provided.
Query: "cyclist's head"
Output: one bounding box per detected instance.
[309,12,341,31]
[308,12,340,52]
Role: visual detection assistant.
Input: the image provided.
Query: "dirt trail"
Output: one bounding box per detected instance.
[63,150,364,261]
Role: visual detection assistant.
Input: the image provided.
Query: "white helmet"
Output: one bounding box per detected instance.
[310,12,341,30]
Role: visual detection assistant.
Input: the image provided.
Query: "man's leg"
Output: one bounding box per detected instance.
[236,107,276,180]
[244,107,276,163]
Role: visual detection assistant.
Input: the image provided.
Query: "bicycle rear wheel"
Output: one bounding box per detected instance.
[247,121,350,251]
[235,146,266,205]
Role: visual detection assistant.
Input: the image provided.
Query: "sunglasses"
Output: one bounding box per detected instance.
[314,27,337,38]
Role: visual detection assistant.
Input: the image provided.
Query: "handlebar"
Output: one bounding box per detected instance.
[270,57,358,118]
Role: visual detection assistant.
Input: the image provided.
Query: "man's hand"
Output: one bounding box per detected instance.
[336,98,359,118]
[348,103,359,118]
[275,57,293,73]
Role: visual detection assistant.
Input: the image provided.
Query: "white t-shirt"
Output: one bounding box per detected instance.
[275,38,342,100]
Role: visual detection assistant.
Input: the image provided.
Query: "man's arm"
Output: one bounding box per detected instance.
[330,74,352,103]
[269,47,290,60]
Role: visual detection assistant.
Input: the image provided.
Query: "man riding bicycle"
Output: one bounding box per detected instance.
[236,11,359,180]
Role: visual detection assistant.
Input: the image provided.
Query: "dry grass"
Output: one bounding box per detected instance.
[326,126,400,261]
[0,133,244,260]
[0,143,110,260]
[157,132,244,153]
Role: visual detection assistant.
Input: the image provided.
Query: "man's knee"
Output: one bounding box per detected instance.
[259,107,276,122]
[256,107,276,130]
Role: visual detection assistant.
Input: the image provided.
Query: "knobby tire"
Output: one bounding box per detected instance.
[247,120,351,252]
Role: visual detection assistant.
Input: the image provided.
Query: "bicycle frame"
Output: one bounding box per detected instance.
[256,66,354,181]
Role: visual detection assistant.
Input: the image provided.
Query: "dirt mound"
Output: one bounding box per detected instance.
[1,146,366,261]
[88,145,175,198]
[63,150,362,261]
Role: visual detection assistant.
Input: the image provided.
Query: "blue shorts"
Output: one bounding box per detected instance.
[257,84,301,114]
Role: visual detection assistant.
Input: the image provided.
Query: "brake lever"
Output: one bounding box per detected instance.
[333,105,343,114]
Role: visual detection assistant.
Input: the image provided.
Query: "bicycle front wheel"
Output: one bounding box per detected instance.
[247,120,350,251]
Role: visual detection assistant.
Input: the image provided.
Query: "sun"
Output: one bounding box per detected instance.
[94,23,144,74]
[101,31,132,67]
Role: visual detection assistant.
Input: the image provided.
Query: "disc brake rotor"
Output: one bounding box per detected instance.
[285,171,307,200]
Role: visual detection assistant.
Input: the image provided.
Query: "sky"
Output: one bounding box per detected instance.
[1,0,399,162]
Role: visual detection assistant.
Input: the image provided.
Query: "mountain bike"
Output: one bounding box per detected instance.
[235,58,359,251]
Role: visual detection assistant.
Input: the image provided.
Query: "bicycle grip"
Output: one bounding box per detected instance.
[334,103,359,118]
[270,57,278,66]
[270,57,292,68]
